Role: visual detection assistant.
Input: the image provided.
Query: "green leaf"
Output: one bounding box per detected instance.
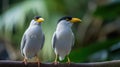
[94,2,120,20]
[69,38,120,62]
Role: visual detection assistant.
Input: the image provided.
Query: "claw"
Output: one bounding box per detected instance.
[35,55,40,67]
[66,55,71,64]
[53,61,59,65]
[66,62,71,64]
[53,54,59,65]
[23,58,27,65]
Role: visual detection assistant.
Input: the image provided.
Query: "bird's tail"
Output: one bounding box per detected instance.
[59,56,65,61]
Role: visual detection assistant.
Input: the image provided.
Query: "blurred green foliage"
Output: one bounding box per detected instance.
[94,2,120,20]
[70,38,120,62]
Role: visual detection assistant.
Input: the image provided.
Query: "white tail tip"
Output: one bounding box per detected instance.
[59,56,65,61]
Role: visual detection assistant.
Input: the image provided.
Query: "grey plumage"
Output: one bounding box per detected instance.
[52,16,81,62]
[52,20,74,61]
[20,18,45,59]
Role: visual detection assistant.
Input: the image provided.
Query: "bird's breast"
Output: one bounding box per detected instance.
[25,26,43,43]
[27,26,42,35]
[55,29,73,52]
[56,28,72,37]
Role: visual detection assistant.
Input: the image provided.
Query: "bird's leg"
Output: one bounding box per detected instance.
[23,57,27,65]
[54,54,59,65]
[35,55,40,67]
[66,55,71,64]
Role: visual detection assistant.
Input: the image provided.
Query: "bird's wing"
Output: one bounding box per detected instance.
[20,34,26,56]
[72,33,75,47]
[52,32,57,49]
[40,34,45,49]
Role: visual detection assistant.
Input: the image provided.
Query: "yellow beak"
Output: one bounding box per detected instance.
[70,18,81,23]
[36,18,44,23]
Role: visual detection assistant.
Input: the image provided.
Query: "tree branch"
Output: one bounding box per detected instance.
[0,60,120,67]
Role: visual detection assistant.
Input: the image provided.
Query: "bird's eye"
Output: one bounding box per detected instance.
[36,17,39,19]
[34,18,37,21]
[34,16,41,21]
[66,18,69,21]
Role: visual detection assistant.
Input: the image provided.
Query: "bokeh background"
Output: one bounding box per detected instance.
[0,0,120,63]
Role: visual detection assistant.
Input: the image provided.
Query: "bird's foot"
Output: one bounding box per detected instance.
[66,61,71,64]
[24,61,27,65]
[53,61,59,65]
[35,56,40,67]
[37,61,41,67]
[23,58,27,65]
[66,56,71,64]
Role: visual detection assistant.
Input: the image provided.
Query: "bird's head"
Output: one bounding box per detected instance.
[58,16,81,24]
[34,16,44,23]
